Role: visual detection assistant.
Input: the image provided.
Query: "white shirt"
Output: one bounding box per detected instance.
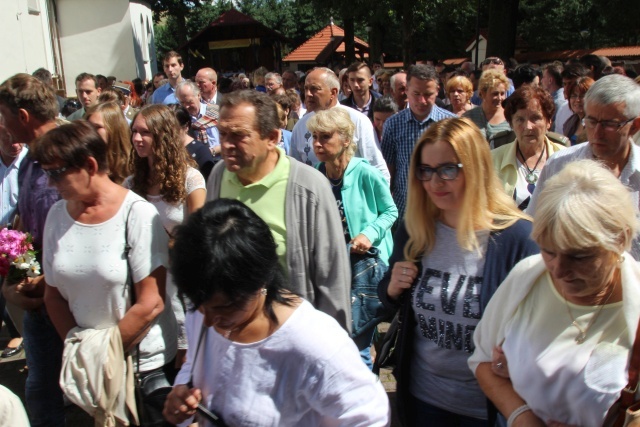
[0,147,27,227]
[175,300,390,427]
[290,104,390,183]
[554,101,572,134]
[43,191,177,372]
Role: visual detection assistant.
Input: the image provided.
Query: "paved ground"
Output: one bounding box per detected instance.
[1,323,400,426]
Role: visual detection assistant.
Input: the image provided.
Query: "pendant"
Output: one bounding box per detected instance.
[526,172,538,185]
[575,332,586,344]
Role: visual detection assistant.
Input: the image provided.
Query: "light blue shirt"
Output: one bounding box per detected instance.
[151,82,178,105]
[0,147,28,227]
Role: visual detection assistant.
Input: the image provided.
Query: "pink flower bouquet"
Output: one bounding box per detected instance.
[0,228,40,284]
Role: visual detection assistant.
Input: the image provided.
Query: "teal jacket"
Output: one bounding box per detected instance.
[319,157,398,263]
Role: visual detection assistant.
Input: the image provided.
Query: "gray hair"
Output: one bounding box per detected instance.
[373,95,398,114]
[313,67,340,91]
[584,74,640,119]
[390,72,406,93]
[176,80,200,97]
[407,64,438,84]
[532,159,639,254]
[307,108,356,158]
[265,72,282,85]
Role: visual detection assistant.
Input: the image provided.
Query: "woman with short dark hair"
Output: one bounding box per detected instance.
[164,198,390,426]
[38,120,178,424]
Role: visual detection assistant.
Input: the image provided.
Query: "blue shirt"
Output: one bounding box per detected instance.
[381,105,456,218]
[0,147,28,227]
[151,82,178,105]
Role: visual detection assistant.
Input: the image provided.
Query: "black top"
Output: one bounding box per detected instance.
[185,140,216,182]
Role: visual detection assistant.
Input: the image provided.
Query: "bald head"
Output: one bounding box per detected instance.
[304,68,339,113]
[196,68,218,102]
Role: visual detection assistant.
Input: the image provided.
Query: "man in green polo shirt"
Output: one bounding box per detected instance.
[206,90,351,331]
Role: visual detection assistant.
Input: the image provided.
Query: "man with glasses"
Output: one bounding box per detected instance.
[527,74,640,258]
[0,74,64,426]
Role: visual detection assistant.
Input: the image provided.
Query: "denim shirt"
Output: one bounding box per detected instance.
[17,155,61,252]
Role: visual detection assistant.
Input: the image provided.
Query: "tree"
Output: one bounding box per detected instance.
[486,0,519,60]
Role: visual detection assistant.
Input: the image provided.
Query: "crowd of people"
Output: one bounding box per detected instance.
[0,48,639,427]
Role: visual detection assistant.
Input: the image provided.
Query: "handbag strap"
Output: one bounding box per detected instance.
[186,323,208,388]
[620,318,640,408]
[123,200,144,373]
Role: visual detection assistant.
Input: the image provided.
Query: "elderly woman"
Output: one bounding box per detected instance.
[84,101,133,184]
[308,108,397,366]
[470,160,640,426]
[163,198,390,426]
[562,76,595,145]
[463,69,511,143]
[378,117,537,426]
[445,75,475,116]
[491,85,566,210]
[39,121,178,424]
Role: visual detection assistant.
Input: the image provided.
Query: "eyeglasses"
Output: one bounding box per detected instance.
[416,163,463,181]
[583,117,634,131]
[483,58,503,66]
[569,94,585,100]
[42,166,71,182]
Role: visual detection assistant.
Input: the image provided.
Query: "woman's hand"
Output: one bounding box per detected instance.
[512,411,547,427]
[349,234,372,254]
[387,261,418,300]
[163,384,202,424]
[491,344,510,378]
[16,275,45,297]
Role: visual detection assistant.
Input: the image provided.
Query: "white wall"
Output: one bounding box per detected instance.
[129,2,156,80]
[0,0,56,83]
[57,0,154,96]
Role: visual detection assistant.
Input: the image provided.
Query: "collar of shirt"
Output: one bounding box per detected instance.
[406,105,436,125]
[225,148,287,189]
[350,93,373,114]
[0,146,28,177]
[200,92,217,104]
[195,102,207,120]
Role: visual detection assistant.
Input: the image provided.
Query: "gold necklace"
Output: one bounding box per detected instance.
[561,280,617,344]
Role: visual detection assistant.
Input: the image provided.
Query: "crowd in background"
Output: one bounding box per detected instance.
[0,49,639,427]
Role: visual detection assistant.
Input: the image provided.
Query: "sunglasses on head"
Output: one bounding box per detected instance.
[483,58,503,66]
[42,166,71,182]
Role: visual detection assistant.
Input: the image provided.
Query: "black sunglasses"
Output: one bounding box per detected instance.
[416,163,463,181]
[483,58,503,66]
[42,166,71,182]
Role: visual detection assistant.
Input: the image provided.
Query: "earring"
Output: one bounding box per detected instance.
[260,288,267,296]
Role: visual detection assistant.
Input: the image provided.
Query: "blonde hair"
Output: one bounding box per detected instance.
[404,117,529,261]
[84,102,132,185]
[478,69,509,95]
[445,75,473,102]
[532,159,638,253]
[306,108,356,158]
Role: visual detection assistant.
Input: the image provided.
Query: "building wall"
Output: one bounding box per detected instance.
[57,0,154,96]
[0,0,57,83]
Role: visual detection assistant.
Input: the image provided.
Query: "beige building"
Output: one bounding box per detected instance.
[1,0,156,96]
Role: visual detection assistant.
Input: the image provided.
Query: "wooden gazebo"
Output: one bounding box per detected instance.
[179,9,289,75]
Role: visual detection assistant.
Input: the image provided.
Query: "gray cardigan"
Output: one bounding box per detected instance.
[206,157,352,331]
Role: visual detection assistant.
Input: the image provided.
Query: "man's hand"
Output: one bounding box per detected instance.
[2,277,44,311]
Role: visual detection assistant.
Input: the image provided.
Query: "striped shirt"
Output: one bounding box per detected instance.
[381,105,456,218]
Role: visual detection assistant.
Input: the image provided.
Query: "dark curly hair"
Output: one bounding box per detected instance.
[129,104,194,204]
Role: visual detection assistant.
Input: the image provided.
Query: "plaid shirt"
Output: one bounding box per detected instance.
[381,105,456,218]
[190,103,219,148]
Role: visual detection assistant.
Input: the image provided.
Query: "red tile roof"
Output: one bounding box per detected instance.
[515,46,640,63]
[284,24,369,62]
